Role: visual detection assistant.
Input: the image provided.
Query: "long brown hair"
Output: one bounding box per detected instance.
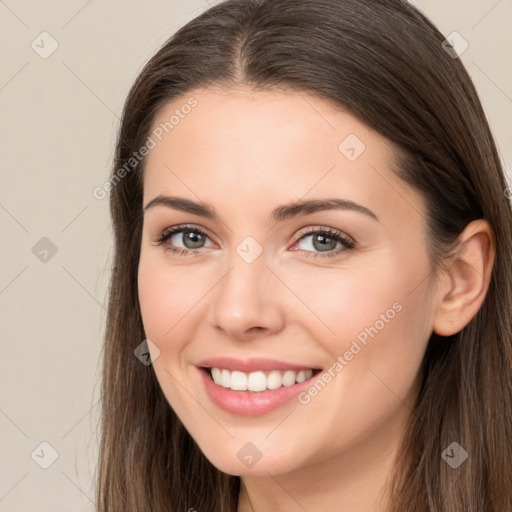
[96,0,512,510]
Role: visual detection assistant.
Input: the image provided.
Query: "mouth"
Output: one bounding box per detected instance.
[199,366,323,393]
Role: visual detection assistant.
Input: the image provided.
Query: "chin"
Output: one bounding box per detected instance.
[199,443,303,477]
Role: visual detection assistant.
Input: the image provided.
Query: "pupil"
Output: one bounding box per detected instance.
[313,234,336,252]
[184,231,204,249]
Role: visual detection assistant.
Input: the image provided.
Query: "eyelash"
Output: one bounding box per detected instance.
[151,224,356,259]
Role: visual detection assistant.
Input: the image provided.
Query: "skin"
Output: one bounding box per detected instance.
[137,86,495,512]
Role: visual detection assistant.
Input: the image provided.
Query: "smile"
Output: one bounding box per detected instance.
[207,367,320,392]
[197,363,323,416]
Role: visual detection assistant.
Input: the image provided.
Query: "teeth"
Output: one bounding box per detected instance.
[210,367,314,392]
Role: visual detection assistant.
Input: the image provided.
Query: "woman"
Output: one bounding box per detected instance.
[96,0,512,510]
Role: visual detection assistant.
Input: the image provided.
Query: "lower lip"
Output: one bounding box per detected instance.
[197,367,320,417]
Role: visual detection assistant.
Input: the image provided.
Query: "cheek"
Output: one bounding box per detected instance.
[288,256,432,385]
[326,244,431,416]
[284,262,402,344]
[291,271,430,452]
[138,262,173,341]
[137,253,212,342]
[137,257,206,407]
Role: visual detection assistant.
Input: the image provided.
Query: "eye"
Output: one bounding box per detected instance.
[151,224,356,259]
[291,227,355,259]
[151,224,214,256]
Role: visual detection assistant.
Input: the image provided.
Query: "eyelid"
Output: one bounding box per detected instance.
[150,223,215,246]
[291,225,356,257]
[152,224,353,243]
[151,223,356,258]
[294,225,355,244]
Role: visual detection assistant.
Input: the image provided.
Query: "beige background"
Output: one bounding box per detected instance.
[0,1,511,510]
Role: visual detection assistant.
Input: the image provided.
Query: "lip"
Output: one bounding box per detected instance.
[197,356,321,373]
[196,365,322,417]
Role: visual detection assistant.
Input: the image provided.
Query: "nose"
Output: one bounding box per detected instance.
[209,251,285,340]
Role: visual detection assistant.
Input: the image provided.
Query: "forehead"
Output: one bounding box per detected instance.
[142,86,424,228]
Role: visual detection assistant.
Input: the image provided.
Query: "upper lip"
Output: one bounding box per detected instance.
[197,357,321,373]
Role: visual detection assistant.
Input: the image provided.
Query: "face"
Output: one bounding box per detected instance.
[137,86,437,476]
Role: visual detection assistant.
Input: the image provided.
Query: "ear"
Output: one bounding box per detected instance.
[432,219,495,336]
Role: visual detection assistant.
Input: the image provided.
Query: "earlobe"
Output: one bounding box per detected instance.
[432,219,495,337]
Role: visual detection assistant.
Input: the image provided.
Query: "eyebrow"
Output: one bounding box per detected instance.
[143,195,379,223]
